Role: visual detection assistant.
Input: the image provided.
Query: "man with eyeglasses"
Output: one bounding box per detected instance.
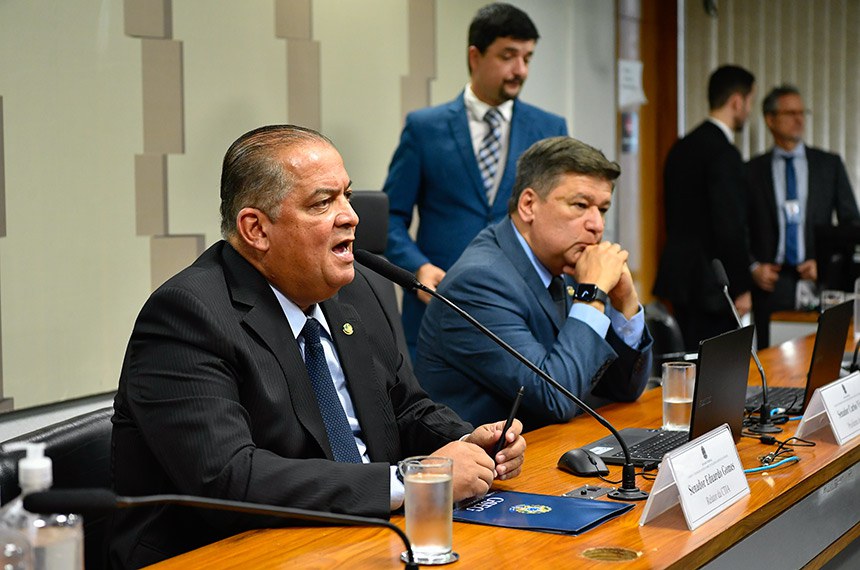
[746,85,860,348]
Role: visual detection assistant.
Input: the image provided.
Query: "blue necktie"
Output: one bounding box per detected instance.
[477,108,503,202]
[301,317,362,463]
[548,276,567,320]
[784,156,799,266]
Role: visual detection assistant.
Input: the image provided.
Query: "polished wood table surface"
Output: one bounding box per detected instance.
[149,335,860,569]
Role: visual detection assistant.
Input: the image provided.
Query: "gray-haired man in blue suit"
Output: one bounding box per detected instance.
[416,137,652,432]
[383,3,568,360]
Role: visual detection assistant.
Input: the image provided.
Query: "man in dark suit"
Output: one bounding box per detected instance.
[654,65,756,351]
[109,125,526,567]
[415,137,652,431]
[383,3,568,359]
[747,85,860,348]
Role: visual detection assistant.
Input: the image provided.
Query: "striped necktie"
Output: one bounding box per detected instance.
[477,107,503,203]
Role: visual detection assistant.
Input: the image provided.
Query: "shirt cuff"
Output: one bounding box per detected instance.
[569,302,610,338]
[608,304,646,348]
[390,465,405,511]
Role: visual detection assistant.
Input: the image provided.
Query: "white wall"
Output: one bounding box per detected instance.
[0,0,618,412]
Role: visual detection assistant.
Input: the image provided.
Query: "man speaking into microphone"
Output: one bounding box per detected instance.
[110,125,526,568]
[415,137,652,431]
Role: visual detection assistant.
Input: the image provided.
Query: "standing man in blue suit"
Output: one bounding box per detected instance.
[383,3,568,359]
[415,137,652,431]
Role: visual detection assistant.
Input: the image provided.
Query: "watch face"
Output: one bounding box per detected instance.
[576,284,597,301]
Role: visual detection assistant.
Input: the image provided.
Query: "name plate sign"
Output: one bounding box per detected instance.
[796,371,860,445]
[640,424,749,530]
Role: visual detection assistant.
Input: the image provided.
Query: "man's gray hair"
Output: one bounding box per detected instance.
[507,136,620,214]
[762,84,801,116]
[219,125,333,238]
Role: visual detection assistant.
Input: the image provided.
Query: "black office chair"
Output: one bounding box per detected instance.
[644,301,686,387]
[0,406,113,570]
[350,191,411,366]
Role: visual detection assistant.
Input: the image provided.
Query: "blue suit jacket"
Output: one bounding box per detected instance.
[414,220,653,432]
[382,92,568,354]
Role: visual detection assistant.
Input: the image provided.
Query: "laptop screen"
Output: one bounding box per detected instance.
[804,300,853,410]
[690,325,755,442]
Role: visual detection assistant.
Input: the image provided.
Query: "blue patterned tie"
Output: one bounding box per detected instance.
[784,156,799,266]
[301,317,362,463]
[477,107,503,202]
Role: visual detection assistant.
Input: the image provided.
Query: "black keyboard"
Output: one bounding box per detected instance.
[745,386,803,413]
[610,430,688,462]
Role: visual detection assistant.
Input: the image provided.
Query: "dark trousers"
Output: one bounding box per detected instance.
[673,303,737,353]
[751,266,799,349]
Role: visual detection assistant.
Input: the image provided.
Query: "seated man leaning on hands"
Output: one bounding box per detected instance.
[109,125,526,569]
[416,136,653,432]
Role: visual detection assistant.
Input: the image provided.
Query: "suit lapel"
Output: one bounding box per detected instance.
[495,100,529,216]
[495,220,564,329]
[760,151,780,240]
[321,297,394,462]
[221,244,333,459]
[804,147,822,234]
[448,93,490,209]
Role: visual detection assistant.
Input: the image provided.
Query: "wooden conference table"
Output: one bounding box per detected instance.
[150,334,860,569]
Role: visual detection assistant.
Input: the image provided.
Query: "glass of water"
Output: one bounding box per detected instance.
[398,456,458,565]
[662,362,696,431]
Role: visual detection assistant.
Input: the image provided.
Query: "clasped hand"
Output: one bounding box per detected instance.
[569,242,640,318]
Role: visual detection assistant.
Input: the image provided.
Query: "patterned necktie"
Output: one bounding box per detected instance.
[301,317,362,463]
[784,156,799,266]
[548,276,567,320]
[477,107,503,202]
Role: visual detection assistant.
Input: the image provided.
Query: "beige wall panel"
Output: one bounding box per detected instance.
[408,0,436,78]
[169,1,287,245]
[275,0,311,39]
[124,0,172,39]
[827,0,846,156]
[150,235,204,290]
[314,0,409,191]
[135,154,167,236]
[400,75,431,121]
[286,39,321,131]
[0,0,149,410]
[0,96,5,237]
[142,39,184,154]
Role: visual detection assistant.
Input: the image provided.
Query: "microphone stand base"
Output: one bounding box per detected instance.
[607,487,648,501]
[747,422,782,434]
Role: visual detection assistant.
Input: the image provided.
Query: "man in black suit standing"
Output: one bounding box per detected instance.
[654,65,756,351]
[109,125,526,568]
[746,85,860,348]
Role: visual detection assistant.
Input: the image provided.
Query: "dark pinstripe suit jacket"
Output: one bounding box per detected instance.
[109,241,472,568]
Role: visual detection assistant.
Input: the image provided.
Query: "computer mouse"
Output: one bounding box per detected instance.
[557,448,610,477]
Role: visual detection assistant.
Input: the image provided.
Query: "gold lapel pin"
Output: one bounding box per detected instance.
[566,285,575,297]
[342,323,354,336]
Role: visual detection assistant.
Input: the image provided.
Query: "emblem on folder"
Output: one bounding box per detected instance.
[509,504,552,515]
[342,323,354,336]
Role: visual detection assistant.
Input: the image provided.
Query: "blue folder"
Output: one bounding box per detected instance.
[454,491,634,535]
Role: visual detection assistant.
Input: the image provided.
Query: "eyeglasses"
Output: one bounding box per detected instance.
[771,109,811,118]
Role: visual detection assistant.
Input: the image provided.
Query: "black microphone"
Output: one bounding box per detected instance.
[354,249,648,501]
[711,259,781,434]
[24,489,418,569]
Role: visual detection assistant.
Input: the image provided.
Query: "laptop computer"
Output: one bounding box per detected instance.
[583,325,754,467]
[745,300,852,415]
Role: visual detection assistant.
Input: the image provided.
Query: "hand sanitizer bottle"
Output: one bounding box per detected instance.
[0,443,82,570]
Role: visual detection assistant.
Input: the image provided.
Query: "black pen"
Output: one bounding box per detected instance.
[492,385,524,461]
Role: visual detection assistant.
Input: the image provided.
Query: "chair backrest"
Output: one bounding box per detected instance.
[351,190,389,254]
[0,406,113,570]
[644,301,686,378]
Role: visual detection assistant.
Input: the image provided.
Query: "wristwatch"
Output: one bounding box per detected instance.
[572,283,609,305]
